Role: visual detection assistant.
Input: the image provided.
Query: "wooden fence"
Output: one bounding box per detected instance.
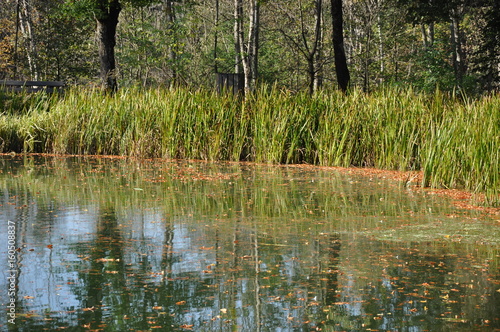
[1,80,65,93]
[215,73,244,95]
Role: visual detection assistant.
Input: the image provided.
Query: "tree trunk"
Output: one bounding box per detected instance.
[165,0,177,85]
[19,0,38,80]
[242,0,259,91]
[214,0,219,73]
[307,0,323,95]
[96,0,121,93]
[331,0,350,93]
[311,0,323,94]
[377,10,384,82]
[234,0,243,74]
[421,22,434,49]
[235,0,259,91]
[250,0,259,89]
[450,10,465,84]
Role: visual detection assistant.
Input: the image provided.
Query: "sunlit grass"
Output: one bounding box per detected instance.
[0,86,498,205]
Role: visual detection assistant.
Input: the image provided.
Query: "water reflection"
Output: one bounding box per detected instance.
[0,155,498,331]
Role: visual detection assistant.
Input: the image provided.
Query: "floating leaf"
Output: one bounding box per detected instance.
[96,258,120,262]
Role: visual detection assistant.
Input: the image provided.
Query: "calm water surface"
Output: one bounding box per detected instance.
[0,155,499,331]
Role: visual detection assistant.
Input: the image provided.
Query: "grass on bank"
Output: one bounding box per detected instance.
[0,86,498,205]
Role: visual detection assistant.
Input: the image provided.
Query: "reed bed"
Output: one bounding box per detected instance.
[0,86,498,204]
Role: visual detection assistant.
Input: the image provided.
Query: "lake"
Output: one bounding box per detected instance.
[1,155,498,331]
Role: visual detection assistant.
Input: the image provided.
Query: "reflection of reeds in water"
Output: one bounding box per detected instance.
[0,156,484,232]
[0,86,498,204]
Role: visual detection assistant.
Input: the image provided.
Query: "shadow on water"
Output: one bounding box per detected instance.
[0,155,498,331]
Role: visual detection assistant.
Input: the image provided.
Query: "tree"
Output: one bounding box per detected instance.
[470,0,500,91]
[19,0,39,80]
[395,0,472,89]
[40,1,96,81]
[344,0,381,92]
[65,0,161,92]
[95,0,122,92]
[2,0,495,93]
[331,0,350,92]
[0,0,95,81]
[116,1,191,87]
[234,0,260,91]
[272,0,327,95]
[0,0,17,78]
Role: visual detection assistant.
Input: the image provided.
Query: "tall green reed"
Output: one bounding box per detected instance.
[422,92,500,204]
[0,86,498,205]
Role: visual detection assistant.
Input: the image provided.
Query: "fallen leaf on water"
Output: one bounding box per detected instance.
[46,244,53,249]
[96,258,120,262]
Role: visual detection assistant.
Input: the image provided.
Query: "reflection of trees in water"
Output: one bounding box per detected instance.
[309,238,500,331]
[333,243,500,331]
[313,233,343,331]
[79,206,126,329]
[2,156,499,331]
[324,233,342,306]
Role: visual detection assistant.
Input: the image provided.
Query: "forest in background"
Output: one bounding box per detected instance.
[0,0,499,94]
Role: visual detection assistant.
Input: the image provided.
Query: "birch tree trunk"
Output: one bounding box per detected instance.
[249,0,259,89]
[234,0,243,74]
[313,0,324,92]
[234,0,259,91]
[450,9,464,84]
[19,0,38,80]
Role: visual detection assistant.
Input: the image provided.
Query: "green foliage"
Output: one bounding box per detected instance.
[411,44,456,92]
[116,2,193,86]
[2,0,497,91]
[396,0,457,24]
[62,0,160,17]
